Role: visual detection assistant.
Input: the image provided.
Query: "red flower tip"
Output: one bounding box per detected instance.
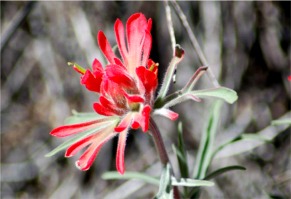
[131,121,140,129]
[118,166,125,175]
[127,13,142,25]
[288,75,291,81]
[141,105,151,132]
[98,31,116,64]
[97,31,106,48]
[116,130,127,175]
[92,59,103,72]
[50,120,99,137]
[93,102,115,116]
[75,160,88,171]
[170,112,179,121]
[154,109,179,121]
[147,18,152,32]
[124,92,145,103]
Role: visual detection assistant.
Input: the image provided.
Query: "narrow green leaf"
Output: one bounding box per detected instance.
[213,112,290,158]
[240,134,272,142]
[172,177,214,187]
[45,121,117,157]
[154,163,173,199]
[190,87,238,104]
[101,172,214,189]
[102,171,159,185]
[172,121,189,195]
[172,145,184,165]
[176,121,189,178]
[212,133,271,159]
[193,101,223,179]
[271,119,291,126]
[204,165,246,180]
[172,145,189,178]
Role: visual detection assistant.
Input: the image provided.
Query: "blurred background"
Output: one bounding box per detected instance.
[1,1,290,198]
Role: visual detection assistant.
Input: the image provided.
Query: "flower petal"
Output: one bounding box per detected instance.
[126,13,146,52]
[132,105,151,132]
[75,131,116,171]
[114,19,128,65]
[93,102,116,116]
[98,31,117,64]
[131,120,140,129]
[105,64,135,88]
[147,18,152,32]
[65,134,95,157]
[81,70,101,92]
[124,92,144,103]
[99,96,116,110]
[126,13,149,72]
[50,119,110,137]
[116,129,128,174]
[114,58,126,68]
[92,58,103,73]
[154,108,179,121]
[136,66,157,95]
[141,30,152,67]
[114,113,133,133]
[141,105,151,132]
[99,77,128,109]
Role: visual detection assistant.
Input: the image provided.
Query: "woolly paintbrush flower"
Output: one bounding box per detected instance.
[47,13,178,174]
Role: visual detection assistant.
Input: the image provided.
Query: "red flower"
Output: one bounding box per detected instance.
[49,13,176,174]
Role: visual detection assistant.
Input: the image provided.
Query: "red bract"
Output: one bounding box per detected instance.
[49,13,172,174]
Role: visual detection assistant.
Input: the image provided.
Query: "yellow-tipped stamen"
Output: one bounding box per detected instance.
[68,62,86,75]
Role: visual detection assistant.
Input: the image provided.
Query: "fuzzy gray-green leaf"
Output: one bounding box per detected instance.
[65,110,106,124]
[172,177,214,187]
[102,171,159,185]
[154,163,173,199]
[190,87,238,104]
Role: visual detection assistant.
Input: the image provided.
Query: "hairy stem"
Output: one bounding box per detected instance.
[149,117,180,199]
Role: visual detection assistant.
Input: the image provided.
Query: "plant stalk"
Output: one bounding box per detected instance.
[149,117,180,199]
[171,0,220,88]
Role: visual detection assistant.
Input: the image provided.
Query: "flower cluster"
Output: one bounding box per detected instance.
[49,13,177,174]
